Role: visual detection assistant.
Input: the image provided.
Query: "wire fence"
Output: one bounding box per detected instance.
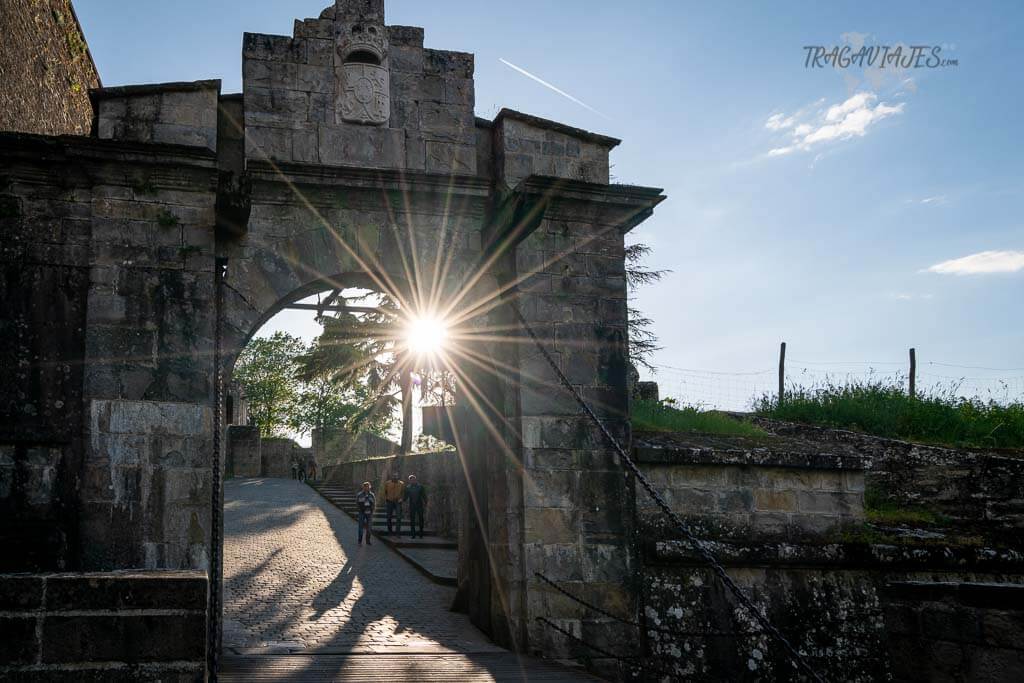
[651,357,1024,412]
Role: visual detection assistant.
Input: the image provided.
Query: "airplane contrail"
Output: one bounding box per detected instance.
[499,58,609,119]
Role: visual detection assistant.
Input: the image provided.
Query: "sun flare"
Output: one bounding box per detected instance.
[405,315,449,357]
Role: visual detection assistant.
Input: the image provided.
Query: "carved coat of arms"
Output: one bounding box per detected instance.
[339,63,390,125]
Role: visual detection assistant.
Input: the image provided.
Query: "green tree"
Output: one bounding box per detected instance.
[233,332,306,437]
[625,242,668,372]
[298,292,416,451]
[290,342,395,438]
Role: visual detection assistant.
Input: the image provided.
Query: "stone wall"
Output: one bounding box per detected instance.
[260,437,313,479]
[884,581,1024,682]
[633,431,865,541]
[243,1,477,175]
[312,427,398,464]
[0,0,100,136]
[225,425,260,478]
[322,450,462,540]
[93,81,221,152]
[492,109,617,188]
[0,136,90,570]
[0,570,207,682]
[755,419,1024,532]
[644,540,1024,681]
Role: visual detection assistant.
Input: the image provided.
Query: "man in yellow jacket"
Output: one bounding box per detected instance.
[383,472,405,536]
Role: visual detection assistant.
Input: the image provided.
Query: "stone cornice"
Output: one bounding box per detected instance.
[633,430,867,471]
[0,132,218,169]
[493,108,622,148]
[244,159,493,198]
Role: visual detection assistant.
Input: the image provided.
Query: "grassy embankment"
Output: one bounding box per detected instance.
[755,380,1024,450]
[632,398,766,437]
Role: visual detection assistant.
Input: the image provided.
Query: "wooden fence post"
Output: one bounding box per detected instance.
[779,342,787,406]
[909,347,917,398]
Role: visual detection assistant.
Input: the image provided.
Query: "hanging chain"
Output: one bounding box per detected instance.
[513,303,825,683]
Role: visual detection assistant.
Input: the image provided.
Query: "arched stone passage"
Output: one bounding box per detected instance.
[0,2,664,677]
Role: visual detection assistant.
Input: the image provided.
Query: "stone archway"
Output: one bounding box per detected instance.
[0,1,664,677]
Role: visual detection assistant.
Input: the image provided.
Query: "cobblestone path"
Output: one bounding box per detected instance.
[222,477,503,655]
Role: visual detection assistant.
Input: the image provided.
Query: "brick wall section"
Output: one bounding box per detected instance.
[633,431,865,541]
[0,0,100,136]
[0,570,207,682]
[884,581,1024,682]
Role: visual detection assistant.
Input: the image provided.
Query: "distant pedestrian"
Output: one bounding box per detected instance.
[297,460,306,482]
[383,472,405,536]
[290,461,298,480]
[356,481,375,545]
[308,461,318,481]
[403,474,427,539]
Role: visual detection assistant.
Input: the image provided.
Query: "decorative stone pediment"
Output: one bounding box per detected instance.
[338,63,389,125]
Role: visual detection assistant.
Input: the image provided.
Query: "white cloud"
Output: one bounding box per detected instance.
[764,92,903,158]
[926,250,1024,275]
[765,113,796,131]
[889,292,934,301]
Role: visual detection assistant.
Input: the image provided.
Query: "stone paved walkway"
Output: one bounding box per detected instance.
[223,478,503,655]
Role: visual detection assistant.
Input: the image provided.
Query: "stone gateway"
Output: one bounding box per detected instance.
[1,0,664,679]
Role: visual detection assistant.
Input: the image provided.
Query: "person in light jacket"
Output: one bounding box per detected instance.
[355,481,375,545]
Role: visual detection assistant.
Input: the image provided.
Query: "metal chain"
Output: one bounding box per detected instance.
[535,572,729,637]
[534,617,678,680]
[513,304,825,683]
[209,257,228,681]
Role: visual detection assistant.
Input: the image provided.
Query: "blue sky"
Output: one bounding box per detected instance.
[77,1,1024,409]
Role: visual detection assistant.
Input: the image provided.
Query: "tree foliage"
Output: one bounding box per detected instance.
[297,291,414,447]
[625,242,668,371]
[233,332,305,438]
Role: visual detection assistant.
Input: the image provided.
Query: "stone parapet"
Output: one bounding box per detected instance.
[92,80,221,152]
[0,570,207,681]
[755,418,1024,531]
[634,431,865,541]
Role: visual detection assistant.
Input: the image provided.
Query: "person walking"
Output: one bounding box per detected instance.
[297,459,306,482]
[404,474,427,539]
[355,481,375,545]
[308,460,318,482]
[290,461,298,480]
[383,472,405,537]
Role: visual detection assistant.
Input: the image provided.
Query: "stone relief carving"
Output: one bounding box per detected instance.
[336,23,389,125]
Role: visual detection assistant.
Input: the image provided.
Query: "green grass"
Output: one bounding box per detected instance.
[755,379,1024,450]
[632,398,767,437]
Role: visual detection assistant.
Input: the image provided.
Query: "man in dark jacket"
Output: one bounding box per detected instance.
[403,474,427,539]
[355,481,375,545]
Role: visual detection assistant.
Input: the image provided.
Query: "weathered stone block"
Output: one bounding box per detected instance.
[387,25,425,48]
[524,469,576,508]
[243,33,306,63]
[42,613,205,663]
[318,125,406,169]
[0,575,44,610]
[524,507,576,544]
[754,488,798,512]
[45,573,207,611]
[0,616,39,664]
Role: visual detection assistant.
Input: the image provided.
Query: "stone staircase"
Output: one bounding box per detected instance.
[310,481,457,586]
